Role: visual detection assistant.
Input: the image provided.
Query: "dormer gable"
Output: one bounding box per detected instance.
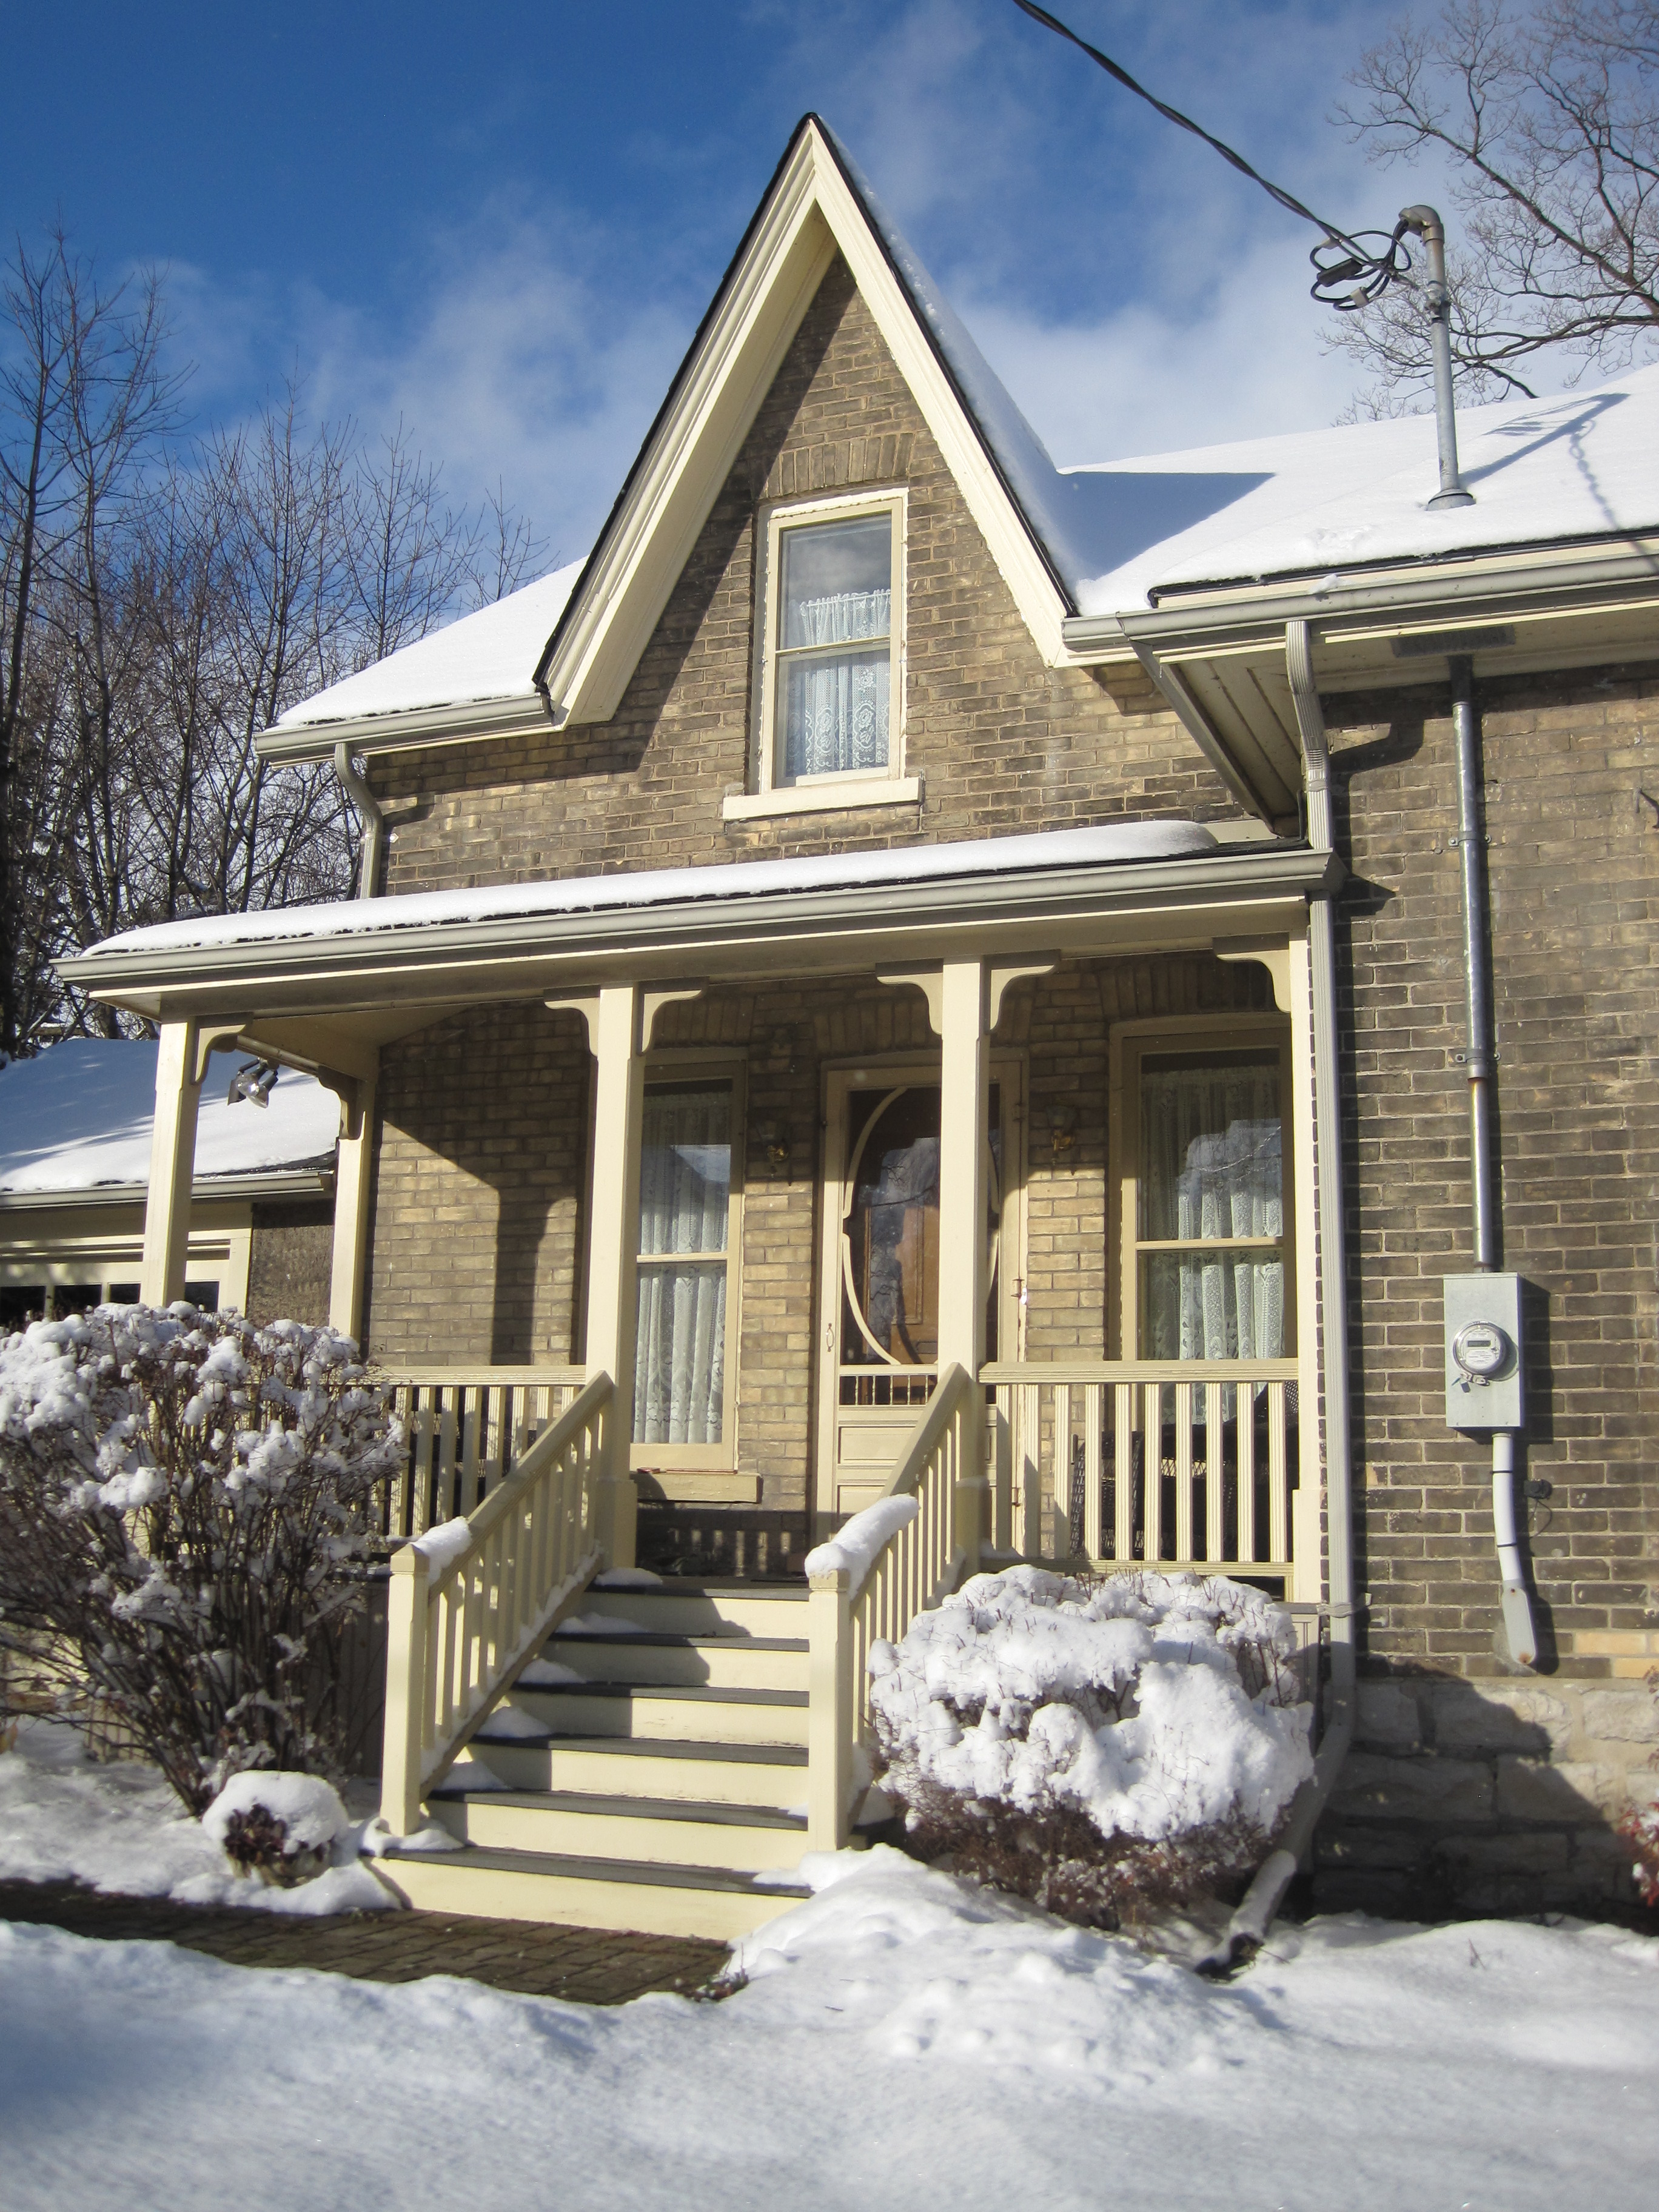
[534,115,1084,731]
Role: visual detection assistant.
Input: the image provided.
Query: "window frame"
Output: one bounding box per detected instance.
[628,1050,747,1481]
[1108,1015,1295,1363]
[742,485,913,813]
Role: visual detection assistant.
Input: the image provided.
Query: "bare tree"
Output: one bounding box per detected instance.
[1336,1,1659,404]
[2,230,549,1061]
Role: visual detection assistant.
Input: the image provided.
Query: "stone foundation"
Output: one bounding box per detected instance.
[1313,1674,1659,1917]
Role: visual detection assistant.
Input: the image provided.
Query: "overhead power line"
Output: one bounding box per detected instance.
[1010,0,1412,312]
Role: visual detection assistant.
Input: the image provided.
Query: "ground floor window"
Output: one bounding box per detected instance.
[632,1075,739,1455]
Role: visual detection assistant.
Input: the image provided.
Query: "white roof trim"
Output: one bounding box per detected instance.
[536,120,1073,731]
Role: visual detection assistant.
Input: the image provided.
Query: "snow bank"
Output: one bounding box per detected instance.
[0,1721,390,1914]
[870,1567,1312,1846]
[803,1494,919,1592]
[4,1846,1658,2212]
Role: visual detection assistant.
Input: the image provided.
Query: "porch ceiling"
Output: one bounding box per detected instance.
[58,842,1338,1029]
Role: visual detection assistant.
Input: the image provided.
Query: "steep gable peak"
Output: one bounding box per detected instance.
[535,115,1081,728]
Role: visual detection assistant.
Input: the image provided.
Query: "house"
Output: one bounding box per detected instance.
[0,1039,338,1330]
[56,117,1659,1937]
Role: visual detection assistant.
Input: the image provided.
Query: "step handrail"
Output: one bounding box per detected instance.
[805,1362,974,1851]
[378,1372,613,1835]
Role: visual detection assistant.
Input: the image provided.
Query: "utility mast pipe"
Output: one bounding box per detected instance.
[1399,206,1474,511]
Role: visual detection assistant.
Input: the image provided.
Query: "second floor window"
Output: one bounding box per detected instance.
[759,492,904,791]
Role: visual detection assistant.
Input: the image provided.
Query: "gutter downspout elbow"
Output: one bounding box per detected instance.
[333,743,384,902]
[1202,619,1356,1975]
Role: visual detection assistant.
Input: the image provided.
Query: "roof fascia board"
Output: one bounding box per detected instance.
[537,121,1073,731]
[1070,537,1659,662]
[0,1167,334,1212]
[255,693,551,768]
[59,848,1339,1020]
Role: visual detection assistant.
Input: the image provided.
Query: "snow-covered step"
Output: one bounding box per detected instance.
[535,1631,809,1692]
[491,1683,808,1748]
[372,1842,808,1941]
[428,1788,810,1872]
[460,1732,808,1808]
[570,1583,806,1639]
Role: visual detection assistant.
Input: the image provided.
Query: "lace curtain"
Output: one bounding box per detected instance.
[1140,1059,1283,1362]
[635,1085,731,1446]
[781,584,891,780]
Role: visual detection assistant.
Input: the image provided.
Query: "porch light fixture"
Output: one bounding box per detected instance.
[1047,1102,1078,1158]
[227,1059,278,1108]
[756,1119,791,1172]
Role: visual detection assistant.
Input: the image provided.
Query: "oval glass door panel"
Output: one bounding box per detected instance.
[839,1085,1002,1382]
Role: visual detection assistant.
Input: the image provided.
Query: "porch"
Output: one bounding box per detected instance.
[63,825,1341,1931]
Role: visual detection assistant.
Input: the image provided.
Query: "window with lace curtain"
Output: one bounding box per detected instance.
[631,1070,744,1472]
[750,489,907,802]
[1117,1030,1294,1363]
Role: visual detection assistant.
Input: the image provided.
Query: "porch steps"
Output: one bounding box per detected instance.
[372,1580,821,1940]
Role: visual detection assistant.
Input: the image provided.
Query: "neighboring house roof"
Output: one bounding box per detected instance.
[0,1041,338,1204]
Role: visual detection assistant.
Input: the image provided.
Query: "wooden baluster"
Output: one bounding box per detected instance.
[436,1392,460,1524]
[1143,1384,1164,1562]
[410,1388,436,1535]
[390,1385,414,1538]
[1175,1381,1195,1561]
[1205,1382,1225,1563]
[1017,1382,1041,1559]
[1238,1384,1258,1563]
[1114,1383,1134,1563]
[459,1389,482,1515]
[1083,1384,1103,1563]
[1269,1382,1289,1563]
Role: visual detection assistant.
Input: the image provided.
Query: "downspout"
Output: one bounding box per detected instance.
[1201,618,1355,1974]
[1450,656,1538,1667]
[333,743,384,902]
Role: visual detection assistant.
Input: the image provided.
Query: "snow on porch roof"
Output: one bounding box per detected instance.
[0,1040,338,1198]
[80,822,1219,962]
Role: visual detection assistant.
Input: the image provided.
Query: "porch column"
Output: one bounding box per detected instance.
[139,1021,203,1305]
[328,1070,378,1343]
[936,960,988,1570]
[583,982,646,1570]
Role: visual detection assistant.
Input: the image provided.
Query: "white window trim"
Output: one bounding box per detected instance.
[742,484,908,813]
[1107,1014,1295,1362]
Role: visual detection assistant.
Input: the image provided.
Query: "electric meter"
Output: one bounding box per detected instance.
[1443,1275,1524,1430]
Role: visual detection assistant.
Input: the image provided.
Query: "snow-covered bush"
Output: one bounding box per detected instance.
[868,1566,1314,1927]
[203,1771,352,1884]
[0,1305,403,1813]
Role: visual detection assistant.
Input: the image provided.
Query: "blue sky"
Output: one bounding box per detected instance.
[5,1,1446,566]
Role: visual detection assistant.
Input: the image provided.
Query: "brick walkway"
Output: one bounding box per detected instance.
[0,1879,731,2003]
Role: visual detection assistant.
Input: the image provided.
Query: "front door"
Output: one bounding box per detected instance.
[816,1059,1021,1521]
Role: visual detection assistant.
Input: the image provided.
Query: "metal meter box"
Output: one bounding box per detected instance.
[1443,1273,1525,1430]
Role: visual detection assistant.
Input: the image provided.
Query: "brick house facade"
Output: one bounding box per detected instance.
[63,118,1659,1917]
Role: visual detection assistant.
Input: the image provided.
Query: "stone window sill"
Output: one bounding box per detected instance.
[721,776,922,823]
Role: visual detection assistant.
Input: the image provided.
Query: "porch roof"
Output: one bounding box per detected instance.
[57,822,1339,1044]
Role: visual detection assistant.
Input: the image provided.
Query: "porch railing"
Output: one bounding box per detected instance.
[379,1372,612,1834]
[377,1365,588,1539]
[806,1361,974,1850]
[980,1359,1299,1581]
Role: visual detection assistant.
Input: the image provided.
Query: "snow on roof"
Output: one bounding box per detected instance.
[274,559,586,729]
[1068,367,1659,618]
[82,822,1219,961]
[0,1041,338,1196]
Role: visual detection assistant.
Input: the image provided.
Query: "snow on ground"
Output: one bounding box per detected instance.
[2,1841,1657,2211]
[0,1722,389,1915]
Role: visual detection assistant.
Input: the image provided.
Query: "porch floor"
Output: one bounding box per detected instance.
[0,1879,729,2003]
